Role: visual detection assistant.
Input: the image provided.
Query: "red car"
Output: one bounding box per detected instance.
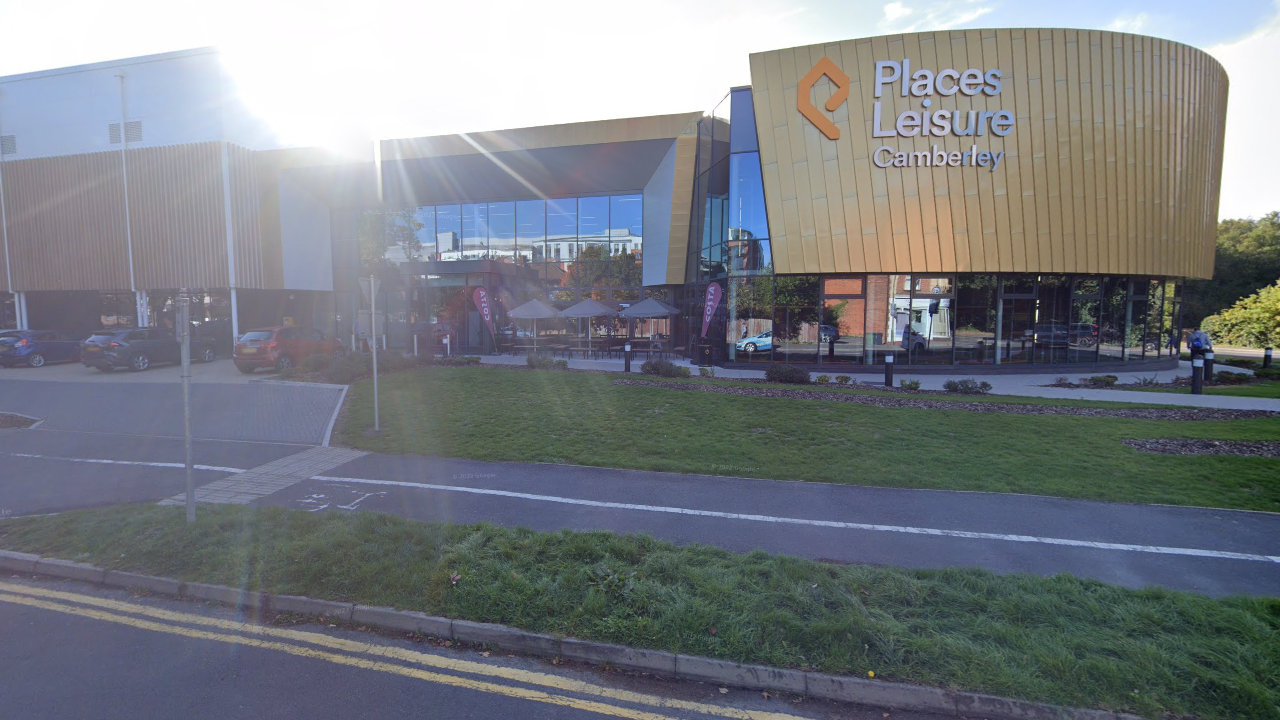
[233,326,346,373]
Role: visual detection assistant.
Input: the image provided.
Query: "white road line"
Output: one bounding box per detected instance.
[6,452,244,475]
[311,474,1280,565]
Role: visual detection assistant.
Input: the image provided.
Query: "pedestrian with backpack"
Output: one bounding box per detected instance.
[1188,327,1212,360]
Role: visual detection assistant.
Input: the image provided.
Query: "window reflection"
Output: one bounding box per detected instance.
[461,203,488,260]
[516,200,544,263]
[436,205,461,258]
[487,202,515,263]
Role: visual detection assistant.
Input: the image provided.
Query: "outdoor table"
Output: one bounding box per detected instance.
[571,338,607,359]
[512,337,549,355]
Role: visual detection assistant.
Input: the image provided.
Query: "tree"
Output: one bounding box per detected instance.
[1183,212,1280,326]
[1201,281,1280,348]
[358,209,424,272]
[560,246,643,288]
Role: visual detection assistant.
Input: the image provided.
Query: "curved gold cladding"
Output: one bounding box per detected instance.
[749,29,1227,279]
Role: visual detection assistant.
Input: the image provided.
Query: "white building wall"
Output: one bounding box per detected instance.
[0,47,278,160]
[278,174,334,291]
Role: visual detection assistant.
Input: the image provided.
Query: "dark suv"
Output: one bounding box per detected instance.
[81,327,217,372]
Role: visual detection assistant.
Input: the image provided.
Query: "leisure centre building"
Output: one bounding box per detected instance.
[0,28,1227,370]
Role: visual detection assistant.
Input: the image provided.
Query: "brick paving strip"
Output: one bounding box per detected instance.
[158,446,368,506]
[0,550,1143,720]
[1123,439,1280,457]
[610,378,1279,421]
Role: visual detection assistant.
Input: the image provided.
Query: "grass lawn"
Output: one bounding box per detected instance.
[1135,382,1280,399]
[337,367,1280,512]
[4,505,1278,720]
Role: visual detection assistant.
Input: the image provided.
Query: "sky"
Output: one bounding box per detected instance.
[0,0,1275,220]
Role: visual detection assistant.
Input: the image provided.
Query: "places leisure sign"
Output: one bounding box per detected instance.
[799,57,1013,172]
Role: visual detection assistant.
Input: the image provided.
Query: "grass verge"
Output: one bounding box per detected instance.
[2,505,1277,720]
[338,367,1280,512]
[1134,382,1280,399]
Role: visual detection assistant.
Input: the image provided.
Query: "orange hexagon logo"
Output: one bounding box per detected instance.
[798,57,851,140]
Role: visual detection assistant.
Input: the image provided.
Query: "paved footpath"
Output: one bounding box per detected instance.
[2,576,929,720]
[2,425,1277,598]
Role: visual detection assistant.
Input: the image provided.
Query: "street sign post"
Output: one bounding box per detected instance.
[359,276,381,431]
[177,294,195,523]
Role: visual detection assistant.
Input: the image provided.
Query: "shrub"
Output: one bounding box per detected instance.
[942,378,992,394]
[429,355,481,367]
[1255,367,1280,381]
[641,358,691,378]
[326,353,371,384]
[698,367,715,378]
[1053,376,1072,386]
[1081,375,1119,388]
[526,353,558,370]
[300,353,333,373]
[899,379,921,390]
[1201,281,1280,348]
[1220,357,1261,370]
[1213,370,1250,384]
[1131,375,1161,387]
[763,363,810,384]
[554,359,569,371]
[835,375,852,385]
[815,374,832,384]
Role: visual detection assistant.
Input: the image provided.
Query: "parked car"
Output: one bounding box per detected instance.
[0,330,83,367]
[81,327,217,372]
[819,324,839,343]
[192,317,235,356]
[1032,323,1070,347]
[736,330,773,353]
[1068,322,1099,347]
[233,326,346,373]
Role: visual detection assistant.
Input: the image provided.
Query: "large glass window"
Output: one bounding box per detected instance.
[436,205,461,259]
[955,275,997,364]
[1069,277,1101,363]
[727,153,771,274]
[547,198,576,266]
[771,275,818,363]
[414,207,436,260]
[461,203,488,260]
[1033,275,1071,364]
[728,276,774,363]
[1098,277,1127,362]
[911,276,954,364]
[516,200,544,264]
[609,195,643,257]
[819,276,867,365]
[487,202,515,263]
[577,196,610,262]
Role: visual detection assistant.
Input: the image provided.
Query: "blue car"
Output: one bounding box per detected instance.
[0,330,83,368]
[736,330,773,353]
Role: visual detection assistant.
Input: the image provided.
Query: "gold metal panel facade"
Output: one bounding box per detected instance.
[750,29,1227,279]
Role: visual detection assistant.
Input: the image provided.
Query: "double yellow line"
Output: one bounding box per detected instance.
[0,581,809,720]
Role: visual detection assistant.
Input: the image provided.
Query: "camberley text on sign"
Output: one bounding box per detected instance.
[869,60,1012,172]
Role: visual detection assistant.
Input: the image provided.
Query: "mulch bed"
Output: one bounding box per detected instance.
[1123,439,1280,457]
[610,378,1279,421]
[0,413,36,429]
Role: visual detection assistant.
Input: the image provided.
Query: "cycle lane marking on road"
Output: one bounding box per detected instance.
[307,475,1280,565]
[3,449,1277,565]
[0,582,807,720]
[5,451,244,474]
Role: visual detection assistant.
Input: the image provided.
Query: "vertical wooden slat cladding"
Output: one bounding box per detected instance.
[750,29,1227,279]
[227,143,265,289]
[127,142,228,290]
[3,151,132,290]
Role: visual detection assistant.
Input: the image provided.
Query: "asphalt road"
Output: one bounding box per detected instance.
[1,424,1277,597]
[0,576,936,720]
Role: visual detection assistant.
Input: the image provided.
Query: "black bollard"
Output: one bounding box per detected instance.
[1191,358,1204,395]
[884,353,895,387]
[1204,351,1215,381]
[1264,347,1273,369]
[624,342,632,373]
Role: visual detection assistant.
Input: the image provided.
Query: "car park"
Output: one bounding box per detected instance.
[1068,323,1099,347]
[0,330,84,367]
[233,326,346,373]
[1032,323,1070,347]
[81,327,218,372]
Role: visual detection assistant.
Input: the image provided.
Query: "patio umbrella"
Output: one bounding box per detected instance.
[618,298,679,318]
[561,298,619,342]
[506,298,562,338]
